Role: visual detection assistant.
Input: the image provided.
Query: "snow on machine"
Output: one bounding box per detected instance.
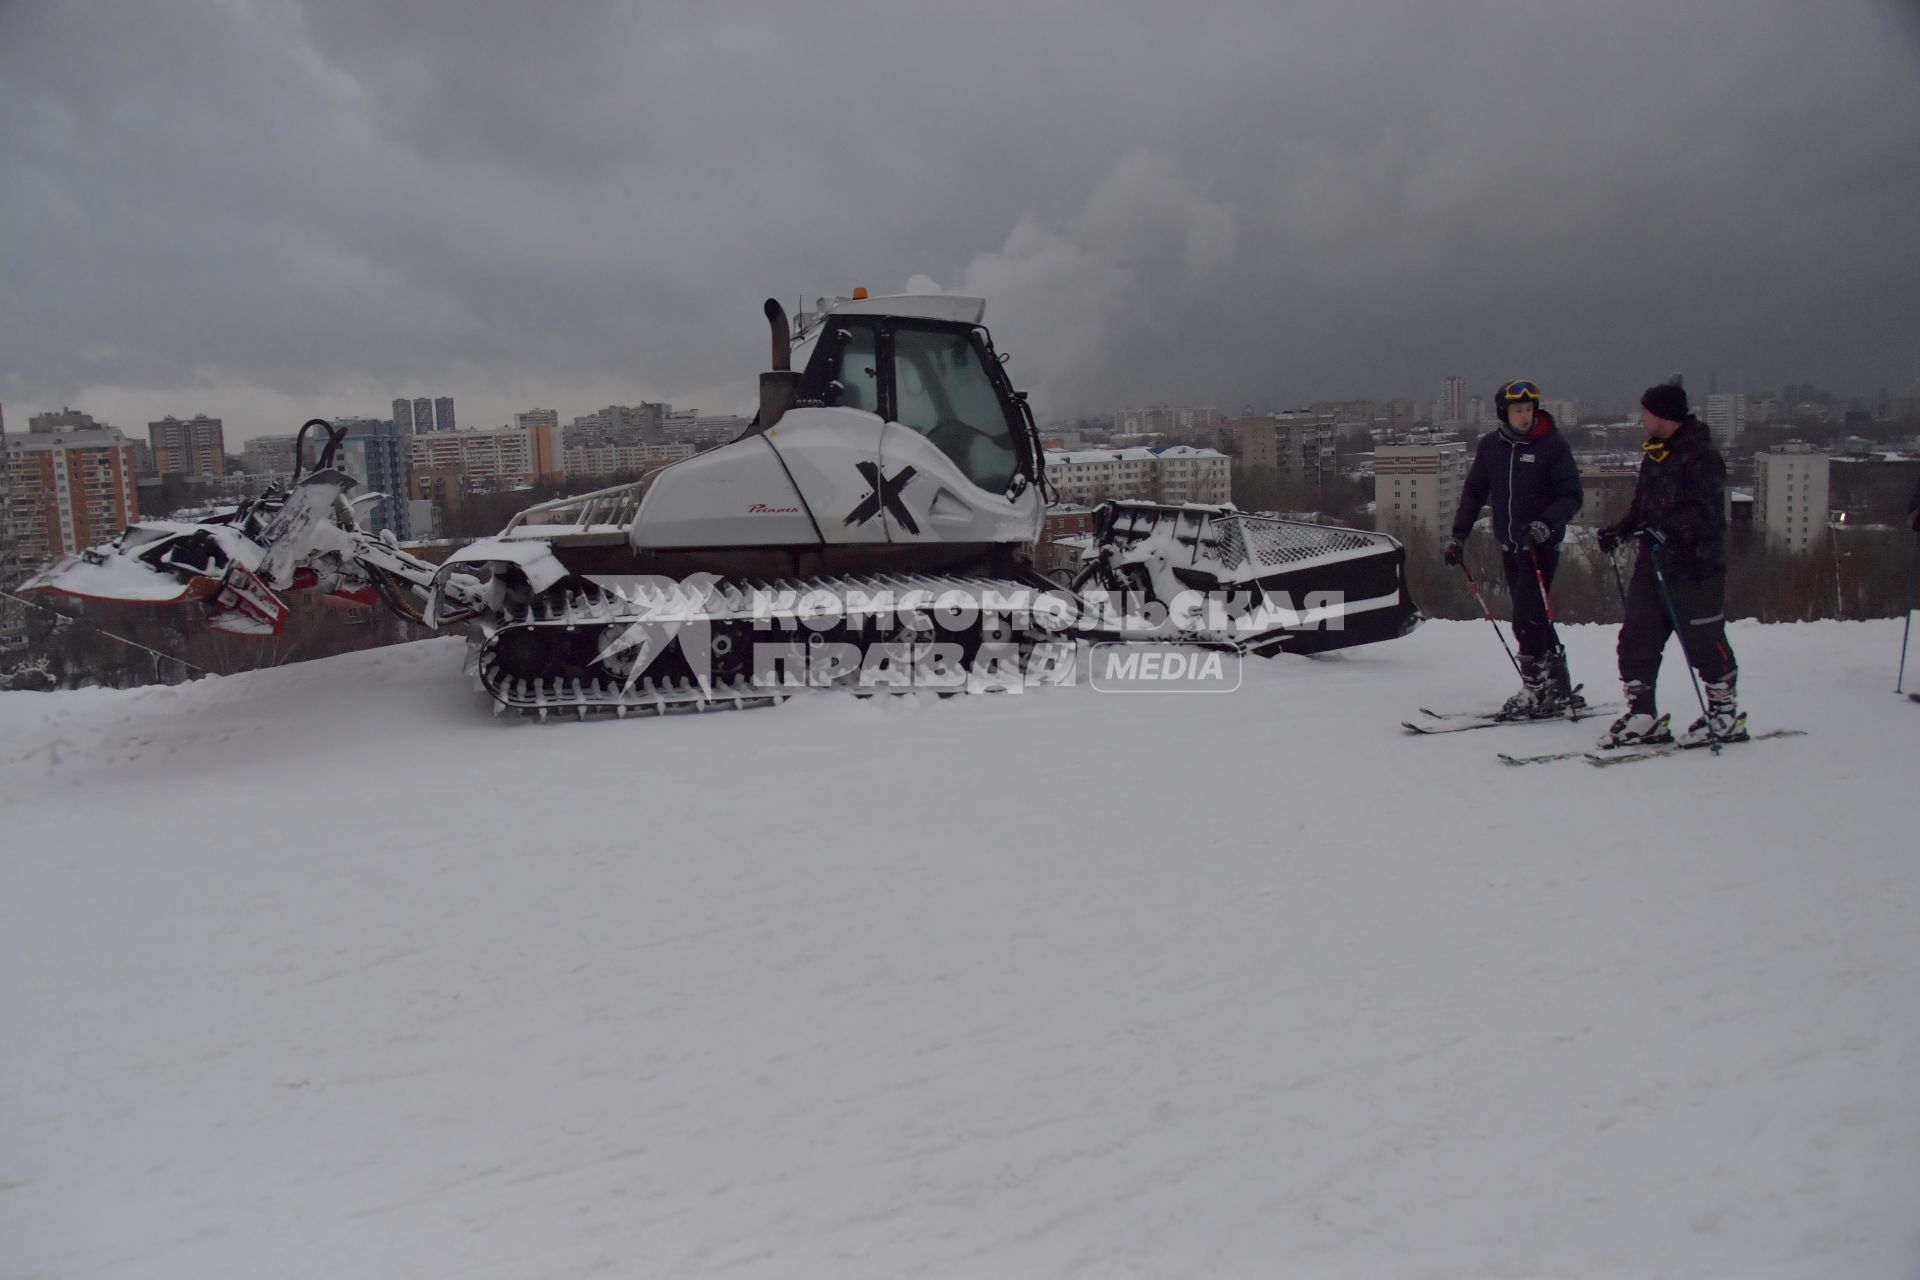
[20,417,484,637]
[22,292,1419,716]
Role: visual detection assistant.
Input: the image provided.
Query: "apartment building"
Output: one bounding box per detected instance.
[149,415,226,477]
[1233,413,1338,478]
[408,422,563,488]
[3,428,140,562]
[1043,446,1231,506]
[1374,437,1469,538]
[1752,441,1830,552]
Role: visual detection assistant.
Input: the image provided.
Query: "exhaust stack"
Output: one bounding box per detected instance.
[757,298,798,432]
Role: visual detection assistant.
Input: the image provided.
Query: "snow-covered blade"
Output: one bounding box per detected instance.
[20,519,262,606]
[1083,501,1420,655]
[20,423,482,638]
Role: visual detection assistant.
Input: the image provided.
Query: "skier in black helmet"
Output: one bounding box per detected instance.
[1444,380,1585,718]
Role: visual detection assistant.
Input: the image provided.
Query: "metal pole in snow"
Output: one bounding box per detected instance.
[1898,533,1918,695]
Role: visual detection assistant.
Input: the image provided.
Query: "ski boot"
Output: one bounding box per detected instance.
[1498,652,1571,720]
[1544,645,1586,712]
[1598,681,1672,748]
[1679,673,1748,746]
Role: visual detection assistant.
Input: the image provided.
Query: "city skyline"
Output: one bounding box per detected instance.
[3,372,1904,453]
[4,2,1918,443]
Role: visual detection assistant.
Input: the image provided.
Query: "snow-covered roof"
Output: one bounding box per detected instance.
[1044,446,1226,466]
[823,293,985,325]
[3,428,128,451]
[1046,447,1159,465]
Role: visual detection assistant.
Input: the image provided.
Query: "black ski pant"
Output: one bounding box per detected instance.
[1501,546,1560,658]
[1617,559,1735,700]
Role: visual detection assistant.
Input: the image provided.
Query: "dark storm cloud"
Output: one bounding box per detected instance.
[2,0,1917,437]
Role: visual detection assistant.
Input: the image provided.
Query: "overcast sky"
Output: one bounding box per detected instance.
[3,0,1917,443]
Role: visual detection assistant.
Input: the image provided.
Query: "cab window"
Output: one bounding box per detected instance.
[803,323,880,415]
[891,326,1019,492]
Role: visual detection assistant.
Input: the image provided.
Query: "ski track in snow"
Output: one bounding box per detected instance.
[1,620,1916,1279]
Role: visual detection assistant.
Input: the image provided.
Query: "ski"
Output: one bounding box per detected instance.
[1417,686,1597,720]
[1417,704,1529,721]
[1404,704,1618,735]
[1909,693,1920,703]
[1499,743,1636,765]
[1582,728,1807,767]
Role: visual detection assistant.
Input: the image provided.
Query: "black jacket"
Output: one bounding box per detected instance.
[1449,411,1584,550]
[1607,417,1727,578]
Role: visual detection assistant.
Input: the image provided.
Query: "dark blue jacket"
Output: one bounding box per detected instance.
[1449,411,1583,550]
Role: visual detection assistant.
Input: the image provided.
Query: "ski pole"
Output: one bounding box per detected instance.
[1646,540,1719,753]
[1607,550,1630,615]
[1898,531,1918,695]
[1603,526,1642,615]
[1528,546,1556,624]
[1458,562,1523,678]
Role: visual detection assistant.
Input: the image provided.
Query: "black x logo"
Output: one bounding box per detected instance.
[844,462,920,534]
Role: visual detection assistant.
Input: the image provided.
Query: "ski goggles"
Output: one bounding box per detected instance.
[1498,380,1542,402]
[1642,438,1670,463]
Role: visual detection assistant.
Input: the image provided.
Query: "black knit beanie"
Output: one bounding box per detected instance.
[1640,383,1689,423]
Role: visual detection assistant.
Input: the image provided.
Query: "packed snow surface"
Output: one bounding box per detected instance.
[2,620,1916,1278]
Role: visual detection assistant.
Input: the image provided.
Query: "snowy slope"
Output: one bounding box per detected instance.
[2,620,1916,1279]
